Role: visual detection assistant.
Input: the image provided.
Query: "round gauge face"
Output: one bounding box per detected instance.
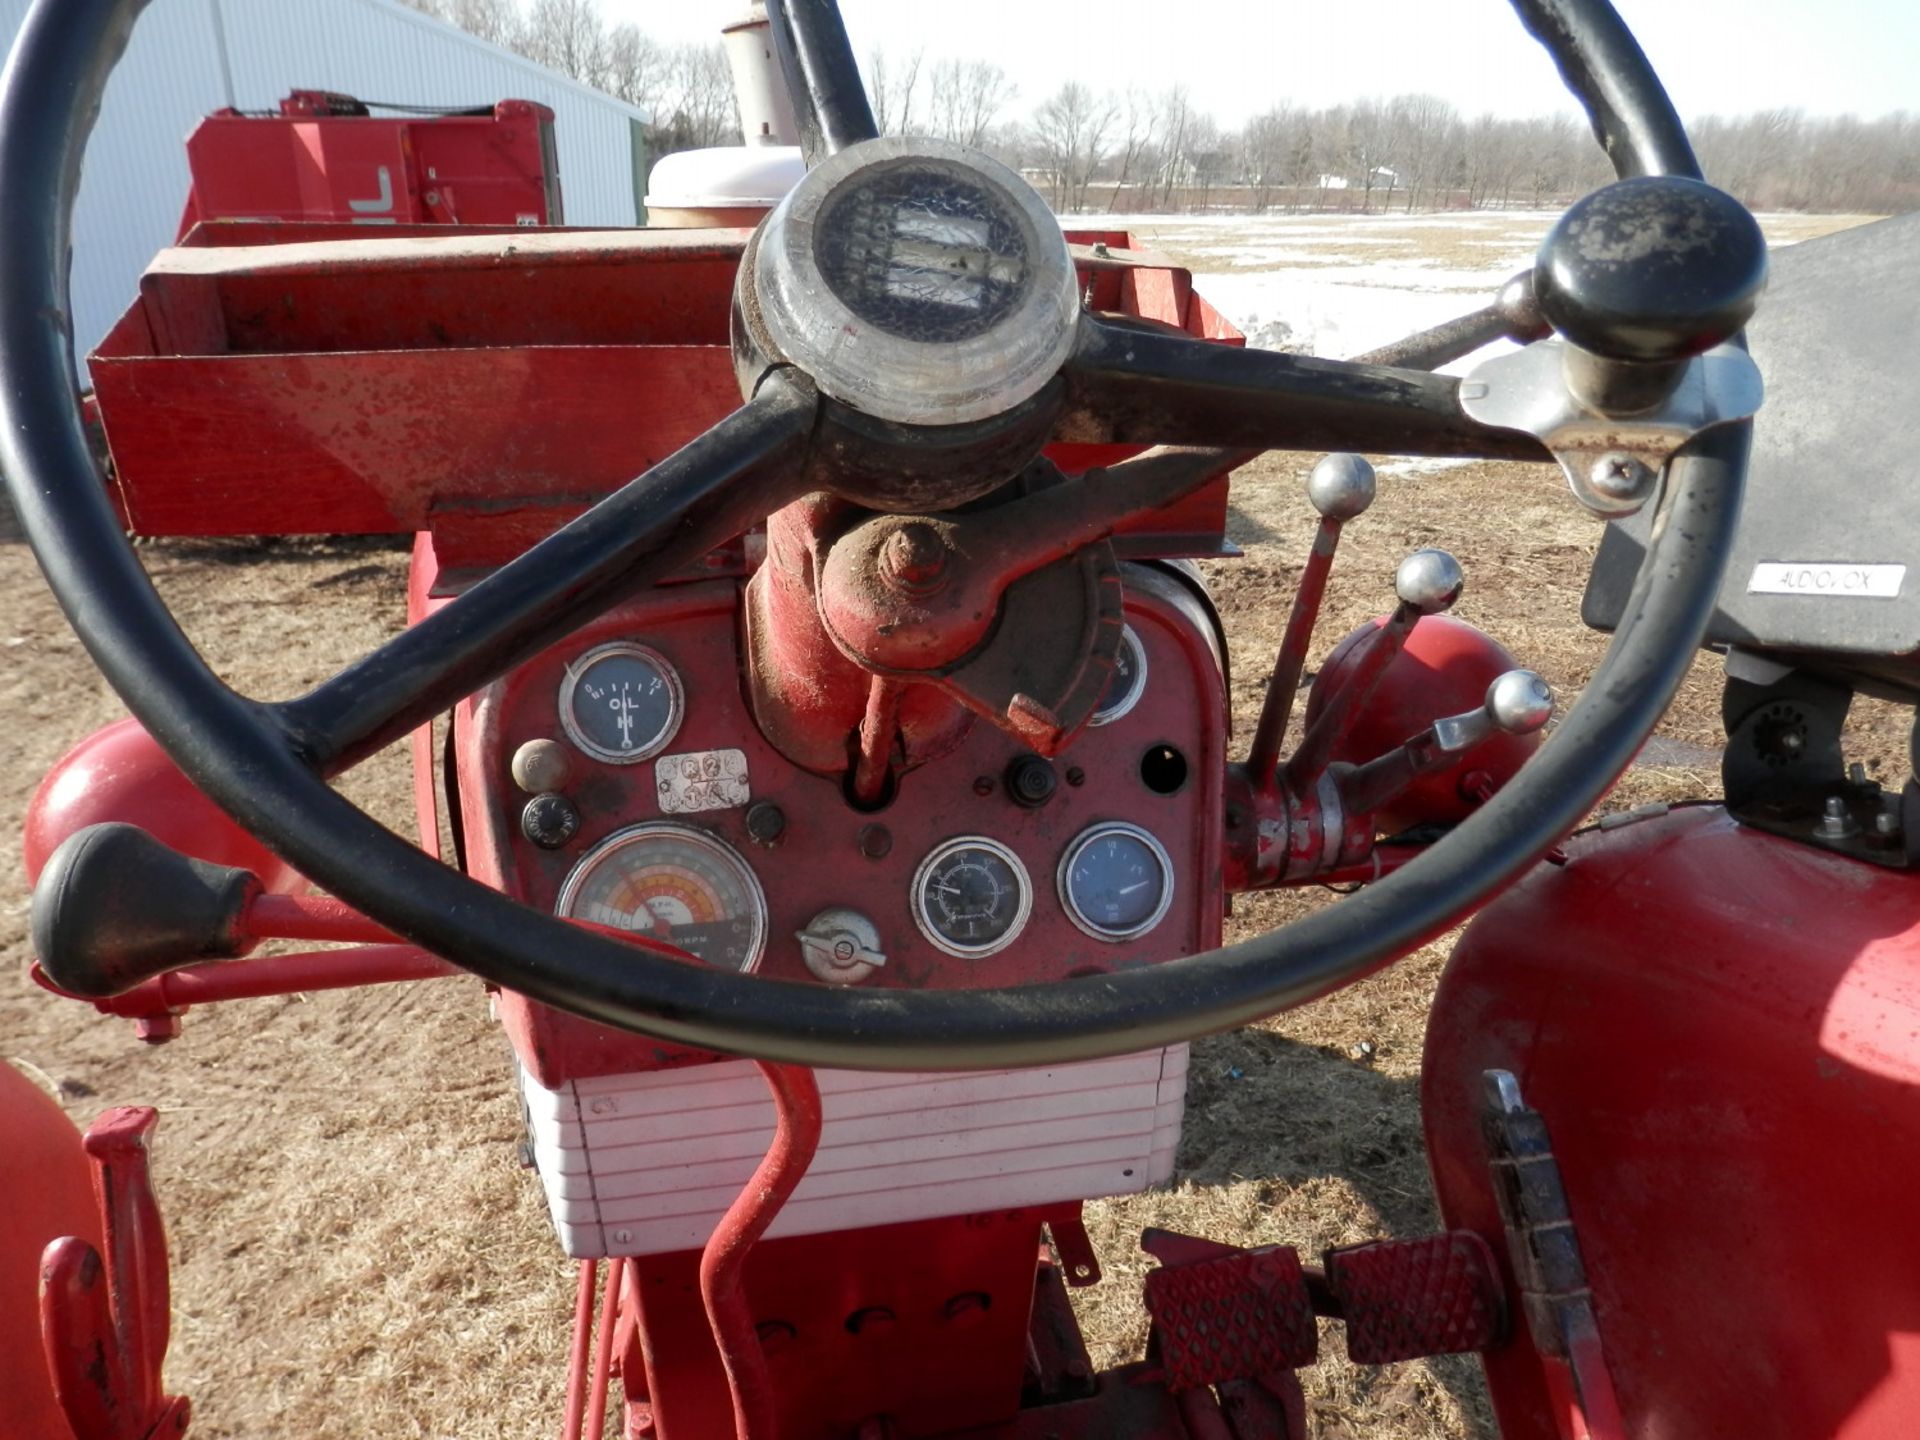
[555,822,767,973]
[1088,625,1149,728]
[559,643,683,764]
[812,163,1032,344]
[912,837,1033,959]
[1058,822,1175,942]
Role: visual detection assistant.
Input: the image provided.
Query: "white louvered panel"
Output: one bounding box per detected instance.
[522,1047,1189,1259]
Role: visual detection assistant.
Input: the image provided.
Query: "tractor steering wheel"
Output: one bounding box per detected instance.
[1,0,1756,1070]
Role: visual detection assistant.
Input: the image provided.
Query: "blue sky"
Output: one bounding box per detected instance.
[606,0,1917,126]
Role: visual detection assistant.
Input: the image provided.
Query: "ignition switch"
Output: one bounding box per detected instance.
[797,908,887,985]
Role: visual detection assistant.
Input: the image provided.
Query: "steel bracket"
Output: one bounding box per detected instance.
[1460,339,1763,517]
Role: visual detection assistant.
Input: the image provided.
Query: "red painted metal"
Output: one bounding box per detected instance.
[851,677,904,808]
[699,1065,825,1440]
[1321,1233,1504,1365]
[1305,615,1538,832]
[0,1062,102,1439]
[562,1260,600,1440]
[1283,607,1419,798]
[1425,804,1920,1439]
[178,95,559,235]
[38,945,460,1028]
[1244,512,1343,787]
[1140,1231,1319,1389]
[24,716,301,892]
[40,1107,188,1440]
[89,227,1237,567]
[587,1259,631,1440]
[627,1207,1093,1439]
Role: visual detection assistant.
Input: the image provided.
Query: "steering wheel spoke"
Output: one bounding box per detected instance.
[274,374,819,778]
[1058,315,1551,460]
[764,0,878,166]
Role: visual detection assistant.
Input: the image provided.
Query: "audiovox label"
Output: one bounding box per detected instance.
[1748,562,1906,599]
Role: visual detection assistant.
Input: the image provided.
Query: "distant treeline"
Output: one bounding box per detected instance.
[400,0,1916,215]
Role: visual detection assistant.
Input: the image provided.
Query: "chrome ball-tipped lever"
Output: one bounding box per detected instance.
[1341,670,1556,819]
[1245,454,1378,787]
[1282,547,1464,795]
[1394,548,1465,616]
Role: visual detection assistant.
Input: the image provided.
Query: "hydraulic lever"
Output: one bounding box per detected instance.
[1337,671,1556,819]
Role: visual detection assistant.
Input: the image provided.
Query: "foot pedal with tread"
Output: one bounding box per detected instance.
[1140,1228,1319,1390]
[1322,1231,1506,1364]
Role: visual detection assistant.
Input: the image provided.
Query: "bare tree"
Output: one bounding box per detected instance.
[1103,89,1157,211]
[1155,86,1192,209]
[1390,94,1461,210]
[603,23,670,114]
[444,0,521,48]
[927,59,1016,148]
[1347,98,1401,210]
[395,5,1920,219]
[523,0,606,86]
[1242,103,1303,211]
[648,42,739,153]
[1032,81,1117,212]
[868,47,926,136]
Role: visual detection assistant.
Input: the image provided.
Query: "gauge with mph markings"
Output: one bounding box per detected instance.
[1089,625,1148,728]
[912,836,1032,958]
[555,822,766,972]
[1058,821,1174,942]
[558,642,683,764]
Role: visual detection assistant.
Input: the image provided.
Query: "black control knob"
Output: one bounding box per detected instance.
[520,792,581,850]
[32,823,258,998]
[1536,176,1767,365]
[1005,754,1058,808]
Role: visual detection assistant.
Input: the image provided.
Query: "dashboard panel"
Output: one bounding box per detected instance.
[457,565,1227,1087]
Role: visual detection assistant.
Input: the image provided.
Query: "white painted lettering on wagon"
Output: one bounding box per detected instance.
[1748,562,1906,599]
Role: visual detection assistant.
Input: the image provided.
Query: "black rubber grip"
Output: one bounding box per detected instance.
[31,823,259,998]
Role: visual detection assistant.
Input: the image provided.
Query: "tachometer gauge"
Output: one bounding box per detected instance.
[559,642,683,764]
[1088,625,1147,728]
[556,822,767,972]
[1058,822,1174,942]
[912,837,1032,958]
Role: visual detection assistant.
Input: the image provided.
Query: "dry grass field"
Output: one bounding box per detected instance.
[0,210,1892,1438]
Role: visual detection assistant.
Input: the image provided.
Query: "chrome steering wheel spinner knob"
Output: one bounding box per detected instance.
[740,136,1080,428]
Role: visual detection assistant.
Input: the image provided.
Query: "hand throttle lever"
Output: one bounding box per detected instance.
[1338,671,1556,820]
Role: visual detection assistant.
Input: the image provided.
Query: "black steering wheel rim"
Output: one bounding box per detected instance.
[1,0,1746,1071]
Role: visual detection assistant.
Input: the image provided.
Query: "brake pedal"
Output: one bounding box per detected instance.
[1322,1231,1506,1364]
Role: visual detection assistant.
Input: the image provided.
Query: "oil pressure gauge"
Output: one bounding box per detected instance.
[912,837,1032,958]
[1059,822,1174,942]
[559,642,683,764]
[1088,625,1148,728]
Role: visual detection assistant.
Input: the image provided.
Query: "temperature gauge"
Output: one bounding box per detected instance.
[559,642,683,764]
[912,837,1032,959]
[1088,625,1148,728]
[1058,822,1174,942]
[555,822,767,972]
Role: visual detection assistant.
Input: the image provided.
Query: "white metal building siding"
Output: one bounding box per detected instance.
[0,0,649,362]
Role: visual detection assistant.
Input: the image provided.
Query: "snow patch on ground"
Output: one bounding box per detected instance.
[1372,457,1480,478]
[1192,263,1524,363]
